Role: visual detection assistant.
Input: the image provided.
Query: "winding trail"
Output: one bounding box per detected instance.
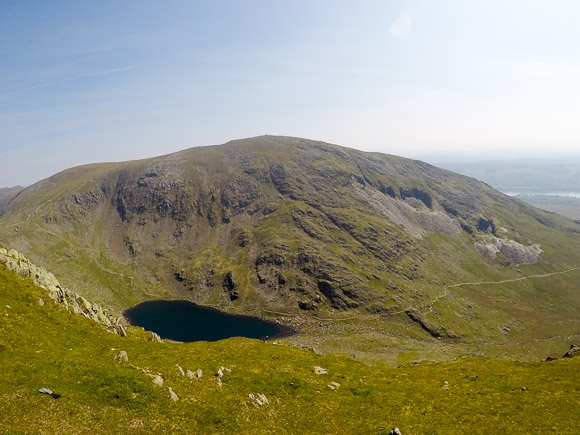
[427,266,580,311]
[261,266,580,322]
[446,267,580,289]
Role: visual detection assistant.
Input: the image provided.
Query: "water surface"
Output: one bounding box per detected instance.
[124,300,292,342]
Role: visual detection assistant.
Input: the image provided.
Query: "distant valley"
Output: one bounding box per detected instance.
[435,157,580,220]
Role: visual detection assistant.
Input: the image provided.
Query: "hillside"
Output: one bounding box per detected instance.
[1,136,580,363]
[0,186,23,215]
[1,261,579,433]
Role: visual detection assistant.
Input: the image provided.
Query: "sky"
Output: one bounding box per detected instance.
[2,0,580,187]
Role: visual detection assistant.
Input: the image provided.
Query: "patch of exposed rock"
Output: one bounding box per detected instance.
[0,247,127,336]
[474,236,542,265]
[405,308,457,339]
[354,184,461,238]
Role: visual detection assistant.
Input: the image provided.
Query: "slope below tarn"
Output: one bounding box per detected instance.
[1,135,580,363]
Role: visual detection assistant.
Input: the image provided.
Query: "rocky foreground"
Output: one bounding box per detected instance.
[0,246,127,336]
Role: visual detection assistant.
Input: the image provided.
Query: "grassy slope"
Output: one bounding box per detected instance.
[2,265,580,434]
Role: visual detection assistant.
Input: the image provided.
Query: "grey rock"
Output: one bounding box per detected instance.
[563,344,580,358]
[149,374,164,387]
[389,428,402,435]
[327,381,340,390]
[38,298,45,306]
[313,366,327,375]
[114,350,128,364]
[115,324,128,337]
[39,387,61,399]
[168,387,179,401]
[0,247,125,336]
[186,368,202,379]
[249,393,269,407]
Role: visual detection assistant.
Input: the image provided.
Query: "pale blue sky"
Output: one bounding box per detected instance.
[2,1,580,186]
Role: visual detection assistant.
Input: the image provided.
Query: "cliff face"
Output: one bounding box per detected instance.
[1,136,579,344]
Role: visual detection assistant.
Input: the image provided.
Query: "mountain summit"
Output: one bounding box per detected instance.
[1,136,579,360]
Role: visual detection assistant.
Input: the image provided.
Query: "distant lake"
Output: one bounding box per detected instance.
[124,300,293,342]
[504,191,580,198]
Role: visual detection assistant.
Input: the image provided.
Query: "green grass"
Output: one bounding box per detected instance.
[1,265,580,433]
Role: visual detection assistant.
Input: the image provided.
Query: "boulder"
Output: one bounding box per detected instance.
[168,387,179,402]
[186,368,202,379]
[327,381,340,390]
[38,387,61,399]
[113,350,128,364]
[149,374,164,387]
[314,366,327,375]
[563,344,580,358]
[249,393,269,407]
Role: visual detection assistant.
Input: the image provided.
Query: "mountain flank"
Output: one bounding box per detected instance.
[0,186,23,215]
[1,136,579,362]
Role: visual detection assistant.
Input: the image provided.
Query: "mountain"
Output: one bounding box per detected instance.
[0,186,24,216]
[1,136,580,362]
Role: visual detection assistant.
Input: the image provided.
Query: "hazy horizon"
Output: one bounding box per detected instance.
[3,1,580,187]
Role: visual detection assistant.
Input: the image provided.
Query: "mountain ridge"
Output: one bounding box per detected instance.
[1,135,579,362]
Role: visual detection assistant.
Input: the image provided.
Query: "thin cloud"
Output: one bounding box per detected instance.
[389,15,413,39]
[0,65,138,99]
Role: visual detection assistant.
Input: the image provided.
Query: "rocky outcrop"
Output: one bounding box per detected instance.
[475,236,542,265]
[405,308,457,339]
[0,247,127,336]
[222,271,239,301]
